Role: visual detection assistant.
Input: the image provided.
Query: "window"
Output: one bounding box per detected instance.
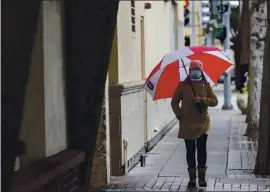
[131,0,136,32]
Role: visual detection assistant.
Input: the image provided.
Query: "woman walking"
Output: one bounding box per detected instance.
[171,60,218,188]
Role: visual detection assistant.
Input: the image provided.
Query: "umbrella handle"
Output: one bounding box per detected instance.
[181,58,204,114]
[181,58,197,97]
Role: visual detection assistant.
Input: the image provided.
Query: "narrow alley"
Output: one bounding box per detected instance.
[107,91,270,191]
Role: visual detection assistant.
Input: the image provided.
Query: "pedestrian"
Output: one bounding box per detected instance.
[171,60,218,188]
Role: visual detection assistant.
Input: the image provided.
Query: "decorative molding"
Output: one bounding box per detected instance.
[109,80,144,97]
[122,81,144,96]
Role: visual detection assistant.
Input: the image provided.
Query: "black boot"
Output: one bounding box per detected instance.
[198,167,207,187]
[187,168,197,188]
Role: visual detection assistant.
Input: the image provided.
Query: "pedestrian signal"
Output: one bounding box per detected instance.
[185,36,190,46]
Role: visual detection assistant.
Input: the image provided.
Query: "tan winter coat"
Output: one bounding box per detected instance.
[171,80,218,139]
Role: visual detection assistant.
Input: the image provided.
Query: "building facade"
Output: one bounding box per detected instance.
[13,0,184,191]
[108,0,184,176]
[13,1,82,191]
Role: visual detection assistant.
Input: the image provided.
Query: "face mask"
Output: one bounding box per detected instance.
[190,70,202,80]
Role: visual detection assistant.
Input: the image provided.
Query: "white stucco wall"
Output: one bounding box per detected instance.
[43,1,67,156]
[117,1,145,83]
[19,0,67,167]
[143,2,176,142]
[121,89,145,160]
[117,1,184,83]
[144,2,171,74]
[116,1,184,159]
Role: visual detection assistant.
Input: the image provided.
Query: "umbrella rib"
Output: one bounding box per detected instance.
[160,51,232,70]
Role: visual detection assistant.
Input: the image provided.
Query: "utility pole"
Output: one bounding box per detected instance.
[222,2,233,110]
[191,0,196,46]
[206,31,213,46]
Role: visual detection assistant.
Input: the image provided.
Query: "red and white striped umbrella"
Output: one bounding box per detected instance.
[144,46,233,100]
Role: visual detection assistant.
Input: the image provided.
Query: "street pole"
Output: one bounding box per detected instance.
[206,32,213,46]
[191,0,196,46]
[222,3,233,110]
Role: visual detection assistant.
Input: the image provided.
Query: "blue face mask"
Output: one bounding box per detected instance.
[190,70,202,80]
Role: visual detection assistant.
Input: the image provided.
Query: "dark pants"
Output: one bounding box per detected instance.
[184,134,208,169]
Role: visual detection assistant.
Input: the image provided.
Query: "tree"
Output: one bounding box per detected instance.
[245,0,267,139]
[239,0,250,91]
[239,0,251,123]
[2,1,41,191]
[230,2,249,93]
[2,1,120,192]
[254,0,270,175]
[65,0,119,191]
[230,8,241,90]
[90,94,109,189]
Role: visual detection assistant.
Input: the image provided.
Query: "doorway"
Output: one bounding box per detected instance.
[140,16,148,144]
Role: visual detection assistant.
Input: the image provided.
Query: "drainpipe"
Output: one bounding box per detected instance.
[222,2,233,110]
[123,138,128,174]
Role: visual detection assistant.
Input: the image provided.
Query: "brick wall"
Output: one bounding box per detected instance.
[11,149,84,192]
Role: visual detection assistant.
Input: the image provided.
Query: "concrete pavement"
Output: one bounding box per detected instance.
[106,93,270,191]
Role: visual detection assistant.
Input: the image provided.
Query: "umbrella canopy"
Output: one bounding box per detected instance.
[144,46,233,100]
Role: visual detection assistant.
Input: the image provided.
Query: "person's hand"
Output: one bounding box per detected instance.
[193,96,202,103]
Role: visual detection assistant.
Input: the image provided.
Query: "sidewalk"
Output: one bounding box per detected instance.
[107,94,270,191]
[212,83,236,93]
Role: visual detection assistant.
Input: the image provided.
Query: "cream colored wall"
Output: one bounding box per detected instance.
[19,0,67,167]
[117,1,145,83]
[113,1,184,167]
[144,2,171,75]
[117,1,184,83]
[144,2,176,141]
[43,0,67,156]
[121,88,144,161]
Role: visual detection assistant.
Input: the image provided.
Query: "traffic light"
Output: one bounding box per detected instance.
[213,26,227,42]
[184,36,190,46]
[183,0,190,27]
